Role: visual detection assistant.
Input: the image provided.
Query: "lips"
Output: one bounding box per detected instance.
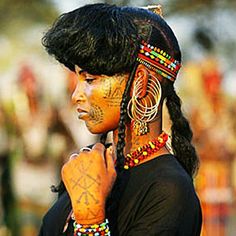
[77,108,89,119]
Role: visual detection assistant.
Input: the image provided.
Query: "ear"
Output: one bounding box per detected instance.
[131,64,149,98]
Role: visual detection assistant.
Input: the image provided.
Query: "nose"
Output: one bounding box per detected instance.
[71,82,86,105]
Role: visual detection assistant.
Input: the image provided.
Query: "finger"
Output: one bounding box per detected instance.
[110,145,116,162]
[105,146,116,173]
[92,143,105,154]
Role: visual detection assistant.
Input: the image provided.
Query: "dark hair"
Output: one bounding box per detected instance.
[43,3,199,177]
[163,80,199,177]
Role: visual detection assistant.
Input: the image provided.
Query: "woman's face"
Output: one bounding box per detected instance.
[72,65,129,134]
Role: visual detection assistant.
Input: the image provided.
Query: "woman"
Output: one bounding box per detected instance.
[39,3,202,236]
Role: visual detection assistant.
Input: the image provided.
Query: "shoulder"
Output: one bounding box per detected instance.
[150,172,194,206]
[135,155,198,211]
[133,157,200,227]
[152,156,196,201]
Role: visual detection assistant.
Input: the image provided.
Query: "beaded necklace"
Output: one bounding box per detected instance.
[124,131,168,169]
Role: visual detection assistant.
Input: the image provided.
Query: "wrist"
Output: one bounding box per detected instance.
[72,206,105,225]
[74,216,105,225]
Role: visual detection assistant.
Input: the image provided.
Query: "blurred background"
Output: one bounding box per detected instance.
[0,0,236,235]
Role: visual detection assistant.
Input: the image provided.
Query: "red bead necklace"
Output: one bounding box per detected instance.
[124,131,168,169]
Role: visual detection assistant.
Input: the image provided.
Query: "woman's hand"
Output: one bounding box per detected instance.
[61,143,116,225]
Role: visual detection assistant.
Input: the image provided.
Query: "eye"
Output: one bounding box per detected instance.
[85,77,96,84]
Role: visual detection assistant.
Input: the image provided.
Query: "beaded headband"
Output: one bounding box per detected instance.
[137,41,181,82]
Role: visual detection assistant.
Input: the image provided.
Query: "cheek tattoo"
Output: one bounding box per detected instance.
[89,104,104,124]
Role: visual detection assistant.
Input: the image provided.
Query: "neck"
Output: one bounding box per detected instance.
[112,115,170,164]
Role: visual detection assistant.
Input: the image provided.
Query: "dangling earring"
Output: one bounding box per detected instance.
[127,74,162,136]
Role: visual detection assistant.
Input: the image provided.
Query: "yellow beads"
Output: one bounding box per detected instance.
[91,224,99,229]
[127,153,132,158]
[158,137,163,143]
[149,141,155,149]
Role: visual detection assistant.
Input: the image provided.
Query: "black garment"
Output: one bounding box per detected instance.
[39,154,202,236]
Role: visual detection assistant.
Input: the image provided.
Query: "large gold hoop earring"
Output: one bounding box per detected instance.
[127,74,162,136]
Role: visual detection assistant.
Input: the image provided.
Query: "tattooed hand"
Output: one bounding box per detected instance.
[61,143,116,225]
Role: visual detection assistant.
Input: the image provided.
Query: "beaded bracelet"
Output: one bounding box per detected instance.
[73,218,111,236]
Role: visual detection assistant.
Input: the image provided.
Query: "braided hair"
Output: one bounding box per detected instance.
[163,81,199,177]
[42,3,199,177]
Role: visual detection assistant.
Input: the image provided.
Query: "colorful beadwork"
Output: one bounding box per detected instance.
[124,131,168,169]
[137,41,181,82]
[73,218,110,236]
